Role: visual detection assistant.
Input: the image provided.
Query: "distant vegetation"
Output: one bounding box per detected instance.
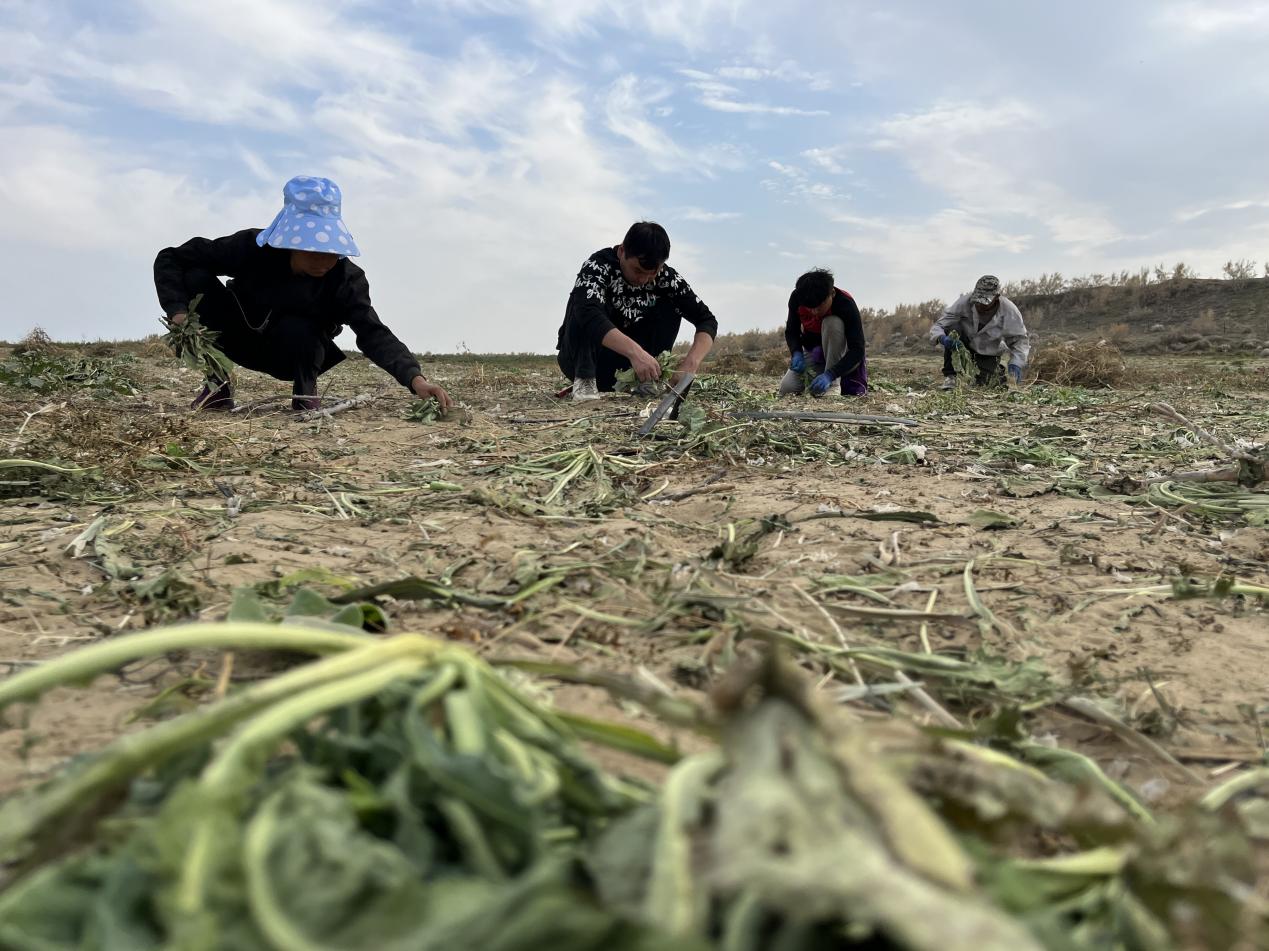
[5,260,1267,362]
[703,260,1269,359]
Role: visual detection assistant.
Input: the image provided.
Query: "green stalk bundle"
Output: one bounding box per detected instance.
[161,294,236,384]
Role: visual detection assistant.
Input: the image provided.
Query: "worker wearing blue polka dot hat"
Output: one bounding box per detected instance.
[153,175,453,412]
[256,176,361,256]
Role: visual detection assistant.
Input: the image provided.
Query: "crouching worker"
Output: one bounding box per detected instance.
[778,268,867,397]
[154,175,452,412]
[929,275,1030,390]
[556,222,718,401]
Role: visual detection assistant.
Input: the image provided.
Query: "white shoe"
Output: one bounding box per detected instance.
[572,377,601,401]
[614,378,659,397]
[939,376,956,391]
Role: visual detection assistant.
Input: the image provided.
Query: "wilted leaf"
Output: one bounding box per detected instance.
[968,509,1019,530]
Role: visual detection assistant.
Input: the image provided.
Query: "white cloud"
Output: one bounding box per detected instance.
[0,124,266,253]
[1157,1,1269,34]
[677,207,742,222]
[680,65,829,116]
[697,94,827,117]
[717,61,832,91]
[804,208,1033,308]
[0,1,649,352]
[4,0,1269,346]
[872,100,1123,251]
[802,147,850,174]
[604,74,694,170]
[0,75,85,120]
[433,0,743,47]
[760,160,842,201]
[1176,196,1269,223]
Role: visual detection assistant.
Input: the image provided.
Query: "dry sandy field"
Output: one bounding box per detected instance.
[2,345,1266,805]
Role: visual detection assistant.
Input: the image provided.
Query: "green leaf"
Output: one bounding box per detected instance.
[856,510,940,524]
[555,711,681,765]
[967,509,1019,530]
[677,402,707,434]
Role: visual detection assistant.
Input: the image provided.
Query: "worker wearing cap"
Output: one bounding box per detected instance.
[154,175,453,411]
[927,275,1030,389]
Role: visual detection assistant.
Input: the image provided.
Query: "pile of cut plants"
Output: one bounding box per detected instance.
[1,620,1265,950]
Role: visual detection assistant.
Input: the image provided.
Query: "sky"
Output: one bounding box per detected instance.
[2,0,1268,353]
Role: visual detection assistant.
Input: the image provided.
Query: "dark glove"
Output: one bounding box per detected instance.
[1008,363,1023,384]
[790,350,806,373]
[810,371,836,397]
[939,334,961,350]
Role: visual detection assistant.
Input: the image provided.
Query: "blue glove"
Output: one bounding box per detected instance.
[789,350,806,373]
[1008,364,1023,384]
[810,371,836,396]
[939,334,961,350]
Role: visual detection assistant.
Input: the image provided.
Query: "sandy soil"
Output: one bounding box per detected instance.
[1,349,1266,804]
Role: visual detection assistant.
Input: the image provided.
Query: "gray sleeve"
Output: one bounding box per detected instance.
[1000,299,1031,366]
[929,295,968,340]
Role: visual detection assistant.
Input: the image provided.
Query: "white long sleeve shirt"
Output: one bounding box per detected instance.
[929,294,1031,367]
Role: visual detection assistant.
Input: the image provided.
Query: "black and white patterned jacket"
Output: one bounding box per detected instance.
[558,247,719,349]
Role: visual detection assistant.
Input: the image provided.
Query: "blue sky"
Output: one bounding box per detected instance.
[2,0,1268,352]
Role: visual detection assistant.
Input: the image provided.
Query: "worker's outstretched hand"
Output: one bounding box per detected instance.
[631,348,663,383]
[809,371,836,397]
[411,376,454,409]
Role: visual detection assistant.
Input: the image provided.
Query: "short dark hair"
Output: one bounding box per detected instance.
[622,221,671,269]
[794,268,835,308]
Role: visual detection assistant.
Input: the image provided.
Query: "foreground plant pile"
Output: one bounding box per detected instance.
[1,623,1265,950]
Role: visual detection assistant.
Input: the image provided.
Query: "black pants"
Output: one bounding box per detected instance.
[943,347,1006,387]
[557,313,682,392]
[184,271,342,396]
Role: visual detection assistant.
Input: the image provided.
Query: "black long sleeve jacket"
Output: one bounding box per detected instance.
[154,229,423,389]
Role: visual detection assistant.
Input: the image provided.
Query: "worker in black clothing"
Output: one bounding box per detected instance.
[556,222,718,400]
[153,175,452,412]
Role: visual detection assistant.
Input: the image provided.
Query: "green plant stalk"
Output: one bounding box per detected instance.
[963,559,1016,638]
[949,332,976,380]
[1091,582,1269,599]
[0,636,434,859]
[553,711,682,765]
[242,787,333,951]
[1019,743,1155,825]
[1200,766,1269,811]
[491,729,562,804]
[645,750,725,935]
[1006,846,1129,876]
[0,459,98,473]
[0,623,371,711]
[176,657,426,923]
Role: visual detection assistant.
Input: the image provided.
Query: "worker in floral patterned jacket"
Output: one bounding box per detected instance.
[556,222,718,401]
[928,275,1030,390]
[778,268,868,397]
[154,175,453,412]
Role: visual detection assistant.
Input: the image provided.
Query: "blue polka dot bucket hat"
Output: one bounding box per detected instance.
[256,175,360,256]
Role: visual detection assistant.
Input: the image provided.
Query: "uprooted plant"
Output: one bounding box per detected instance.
[160,294,235,384]
[1,625,1266,949]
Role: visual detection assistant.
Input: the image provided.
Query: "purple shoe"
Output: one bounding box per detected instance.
[192,381,234,411]
[291,395,321,412]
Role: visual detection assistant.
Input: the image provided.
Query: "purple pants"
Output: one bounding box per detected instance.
[840,357,868,396]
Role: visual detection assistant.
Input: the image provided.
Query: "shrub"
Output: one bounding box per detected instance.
[1030,339,1128,388]
[1222,259,1258,280]
[1190,309,1220,335]
[13,327,57,357]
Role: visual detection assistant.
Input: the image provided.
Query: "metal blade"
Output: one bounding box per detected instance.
[637,372,695,436]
